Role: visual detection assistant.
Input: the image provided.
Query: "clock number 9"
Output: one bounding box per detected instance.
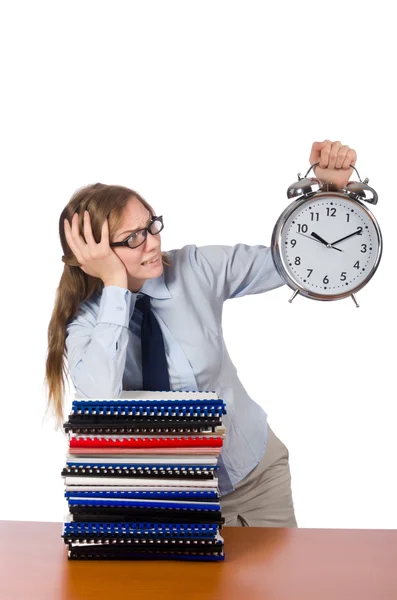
[291,239,297,247]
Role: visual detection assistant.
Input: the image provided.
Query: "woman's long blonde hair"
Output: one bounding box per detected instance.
[44,183,172,430]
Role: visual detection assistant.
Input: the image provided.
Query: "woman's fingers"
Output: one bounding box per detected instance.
[311,140,356,171]
[64,215,82,262]
[65,211,98,264]
[335,145,350,169]
[83,210,96,246]
[327,141,342,170]
[99,217,110,248]
[343,148,357,169]
[70,213,85,246]
[317,140,331,169]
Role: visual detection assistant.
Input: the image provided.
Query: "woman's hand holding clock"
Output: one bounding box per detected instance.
[310,140,357,189]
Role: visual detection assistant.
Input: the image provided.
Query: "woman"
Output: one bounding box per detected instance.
[45,140,357,527]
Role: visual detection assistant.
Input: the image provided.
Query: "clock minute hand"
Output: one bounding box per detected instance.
[310,231,343,252]
[330,230,362,247]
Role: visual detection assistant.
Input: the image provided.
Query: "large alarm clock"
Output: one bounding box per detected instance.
[271,162,383,307]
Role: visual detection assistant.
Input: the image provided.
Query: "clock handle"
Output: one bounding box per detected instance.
[305,162,362,181]
[305,162,378,205]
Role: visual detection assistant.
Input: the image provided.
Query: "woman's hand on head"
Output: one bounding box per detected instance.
[310,140,357,189]
[64,211,128,288]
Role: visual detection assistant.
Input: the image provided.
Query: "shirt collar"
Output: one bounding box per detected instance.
[139,271,172,300]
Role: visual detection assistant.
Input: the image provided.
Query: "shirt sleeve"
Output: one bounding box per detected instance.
[65,286,137,398]
[189,243,285,303]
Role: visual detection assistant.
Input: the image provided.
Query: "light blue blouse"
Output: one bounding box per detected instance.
[65,243,285,496]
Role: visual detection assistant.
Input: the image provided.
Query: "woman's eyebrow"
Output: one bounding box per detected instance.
[118,216,152,237]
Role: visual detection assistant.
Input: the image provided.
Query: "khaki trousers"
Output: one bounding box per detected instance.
[220,424,298,527]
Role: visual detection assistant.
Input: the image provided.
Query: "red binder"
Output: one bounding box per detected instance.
[70,436,224,449]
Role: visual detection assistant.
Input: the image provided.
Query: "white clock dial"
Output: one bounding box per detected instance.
[280,195,381,296]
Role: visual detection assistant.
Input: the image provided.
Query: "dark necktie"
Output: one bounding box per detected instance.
[135,294,171,391]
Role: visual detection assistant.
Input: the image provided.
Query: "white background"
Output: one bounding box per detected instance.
[1,1,396,528]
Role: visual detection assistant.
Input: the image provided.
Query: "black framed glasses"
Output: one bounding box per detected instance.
[110,215,164,249]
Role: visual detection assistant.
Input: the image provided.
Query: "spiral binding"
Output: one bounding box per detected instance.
[64,463,217,471]
[64,490,219,501]
[71,503,222,514]
[64,422,221,434]
[69,436,223,447]
[62,465,215,479]
[63,521,219,538]
[70,401,226,418]
[68,500,220,511]
[68,550,224,561]
[64,536,222,546]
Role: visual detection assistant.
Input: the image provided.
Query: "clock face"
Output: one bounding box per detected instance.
[278,194,382,297]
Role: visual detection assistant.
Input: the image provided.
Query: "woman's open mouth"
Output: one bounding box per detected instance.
[141,255,161,267]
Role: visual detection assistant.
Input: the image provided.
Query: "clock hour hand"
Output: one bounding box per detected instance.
[310,231,343,252]
[330,229,362,247]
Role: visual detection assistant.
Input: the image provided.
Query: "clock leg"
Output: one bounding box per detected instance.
[351,293,360,308]
[288,289,300,303]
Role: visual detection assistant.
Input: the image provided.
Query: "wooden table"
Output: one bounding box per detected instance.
[1,521,396,599]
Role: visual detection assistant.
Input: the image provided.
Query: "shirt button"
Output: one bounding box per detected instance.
[116,305,124,311]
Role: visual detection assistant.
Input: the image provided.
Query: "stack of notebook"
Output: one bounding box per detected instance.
[61,391,227,561]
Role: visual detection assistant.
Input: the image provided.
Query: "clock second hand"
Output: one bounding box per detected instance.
[297,232,343,252]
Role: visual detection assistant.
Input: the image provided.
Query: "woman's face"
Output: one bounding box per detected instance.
[111,196,164,292]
